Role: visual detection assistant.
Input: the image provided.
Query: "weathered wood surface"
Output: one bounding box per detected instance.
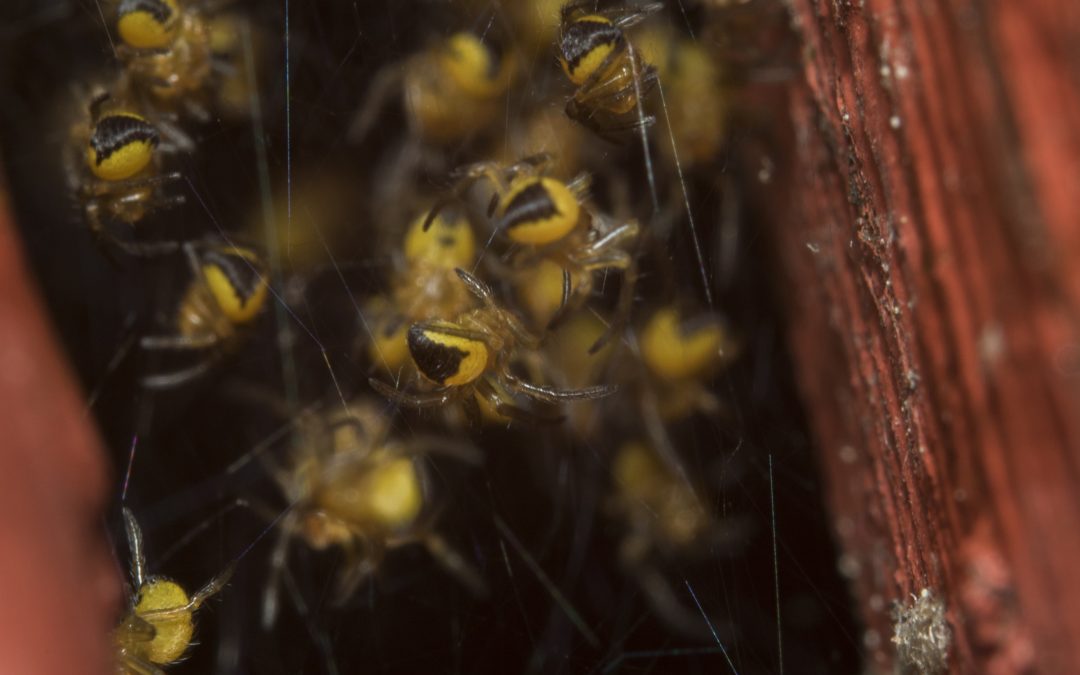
[777,0,1080,671]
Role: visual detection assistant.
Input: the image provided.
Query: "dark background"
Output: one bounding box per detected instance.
[0,1,859,672]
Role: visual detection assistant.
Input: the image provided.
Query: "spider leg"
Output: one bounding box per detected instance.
[562,1,664,27]
[182,239,204,276]
[585,217,640,254]
[123,507,147,590]
[83,202,127,265]
[566,99,654,144]
[88,89,111,120]
[154,116,196,154]
[543,268,585,333]
[612,2,665,30]
[369,376,452,409]
[262,511,298,629]
[92,171,186,195]
[188,563,236,608]
[505,152,554,178]
[140,356,220,390]
[421,161,513,232]
[500,369,615,403]
[333,538,382,602]
[586,218,641,353]
[559,0,595,22]
[140,333,222,350]
[139,563,235,621]
[453,267,495,303]
[112,237,183,257]
[565,172,593,202]
[421,532,489,597]
[120,654,167,675]
[182,97,212,124]
[475,377,565,425]
[588,262,636,354]
[119,613,158,643]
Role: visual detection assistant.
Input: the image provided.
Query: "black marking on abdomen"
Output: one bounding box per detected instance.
[408,324,469,385]
[118,0,175,25]
[559,19,622,76]
[90,115,159,166]
[202,248,265,307]
[499,181,560,234]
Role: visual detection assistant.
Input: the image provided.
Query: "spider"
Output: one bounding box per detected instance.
[370,267,615,425]
[607,440,743,639]
[65,89,185,257]
[423,153,640,352]
[114,507,233,675]
[635,23,728,169]
[556,0,663,140]
[114,0,215,122]
[637,305,739,422]
[528,310,618,438]
[254,399,487,628]
[365,208,480,375]
[348,31,517,146]
[140,239,269,389]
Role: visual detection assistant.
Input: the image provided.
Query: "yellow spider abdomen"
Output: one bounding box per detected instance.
[201,247,269,325]
[613,441,658,499]
[404,209,476,269]
[133,578,195,665]
[664,40,726,167]
[408,322,489,386]
[559,15,620,85]
[517,258,579,327]
[640,308,727,382]
[498,177,580,245]
[319,454,423,531]
[613,442,707,547]
[367,301,412,372]
[86,113,158,181]
[441,33,503,98]
[117,0,181,50]
[365,456,424,528]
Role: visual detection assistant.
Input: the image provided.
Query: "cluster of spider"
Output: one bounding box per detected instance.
[70,1,769,672]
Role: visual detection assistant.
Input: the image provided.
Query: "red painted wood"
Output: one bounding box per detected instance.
[775,0,1080,671]
[0,171,118,674]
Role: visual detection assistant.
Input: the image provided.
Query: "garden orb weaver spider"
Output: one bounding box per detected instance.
[607,440,743,639]
[423,153,641,352]
[115,508,233,675]
[257,399,487,628]
[366,208,480,374]
[140,239,269,389]
[115,0,215,121]
[638,305,739,421]
[370,268,615,425]
[557,0,663,140]
[66,89,185,257]
[348,31,518,146]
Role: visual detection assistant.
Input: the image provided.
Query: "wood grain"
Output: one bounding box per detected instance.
[775,0,1080,671]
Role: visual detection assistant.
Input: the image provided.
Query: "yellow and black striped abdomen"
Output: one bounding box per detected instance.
[407,322,489,386]
[497,177,580,245]
[86,113,159,181]
[558,16,622,85]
